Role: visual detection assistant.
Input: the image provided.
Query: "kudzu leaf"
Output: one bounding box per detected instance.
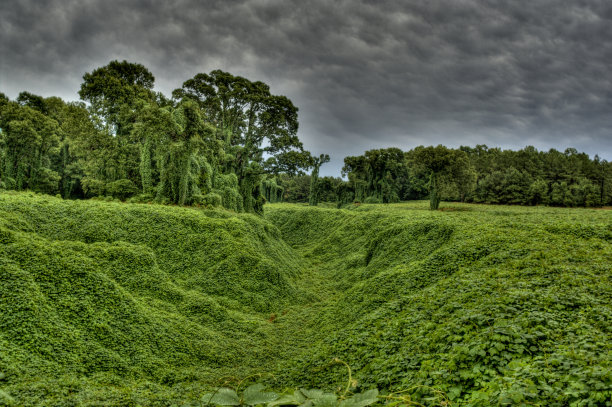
[311,394,337,407]
[339,389,378,407]
[202,388,240,406]
[294,390,306,403]
[267,394,301,407]
[242,384,279,405]
[300,389,325,399]
[0,390,15,406]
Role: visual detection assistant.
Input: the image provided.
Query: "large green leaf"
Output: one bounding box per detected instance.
[202,388,241,406]
[311,394,337,407]
[339,389,379,407]
[297,389,338,407]
[0,390,15,406]
[242,384,279,405]
[267,393,301,407]
[300,389,325,399]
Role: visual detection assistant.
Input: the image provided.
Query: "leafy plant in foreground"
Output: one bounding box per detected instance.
[202,383,379,407]
[202,360,380,407]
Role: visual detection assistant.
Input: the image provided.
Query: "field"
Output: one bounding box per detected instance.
[0,191,610,406]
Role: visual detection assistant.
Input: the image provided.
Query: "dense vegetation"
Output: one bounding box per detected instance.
[2,60,611,211]
[1,191,610,405]
[284,146,612,209]
[1,59,611,406]
[266,203,611,406]
[0,61,313,214]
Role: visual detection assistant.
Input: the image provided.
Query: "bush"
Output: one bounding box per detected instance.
[127,193,154,204]
[81,177,106,198]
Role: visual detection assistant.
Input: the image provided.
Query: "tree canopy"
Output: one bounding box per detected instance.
[1,61,611,210]
[0,61,315,214]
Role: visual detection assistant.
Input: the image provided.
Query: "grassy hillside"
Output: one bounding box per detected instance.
[0,192,610,405]
[0,191,307,405]
[264,203,612,406]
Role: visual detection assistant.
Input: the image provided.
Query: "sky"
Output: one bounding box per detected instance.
[1,0,612,175]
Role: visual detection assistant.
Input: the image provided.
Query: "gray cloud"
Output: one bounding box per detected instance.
[2,0,612,175]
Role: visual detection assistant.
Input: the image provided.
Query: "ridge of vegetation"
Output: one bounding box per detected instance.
[0,191,308,405]
[264,203,611,406]
[0,192,611,405]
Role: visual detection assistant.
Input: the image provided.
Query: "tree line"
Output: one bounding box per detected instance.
[0,60,315,214]
[1,60,610,211]
[285,145,612,209]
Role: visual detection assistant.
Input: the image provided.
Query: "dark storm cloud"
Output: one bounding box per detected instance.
[2,0,612,174]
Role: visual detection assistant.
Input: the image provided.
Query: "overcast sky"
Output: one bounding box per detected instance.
[2,0,611,175]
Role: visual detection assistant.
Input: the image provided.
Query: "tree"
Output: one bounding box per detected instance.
[410,145,472,210]
[528,179,549,205]
[79,60,156,185]
[79,60,155,134]
[174,70,310,211]
[309,153,330,206]
[342,148,407,203]
[0,100,60,192]
[279,173,311,202]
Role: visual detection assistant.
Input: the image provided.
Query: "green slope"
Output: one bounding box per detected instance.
[0,191,307,405]
[0,193,610,406]
[264,203,612,406]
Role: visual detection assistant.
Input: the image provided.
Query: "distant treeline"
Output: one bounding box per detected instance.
[285,146,612,208]
[1,61,610,210]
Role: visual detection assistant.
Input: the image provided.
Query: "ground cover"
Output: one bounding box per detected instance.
[0,192,610,405]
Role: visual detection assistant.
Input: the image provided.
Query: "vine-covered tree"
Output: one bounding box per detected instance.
[173,70,311,212]
[308,153,330,206]
[342,148,409,203]
[0,99,60,192]
[409,145,473,210]
[78,60,157,188]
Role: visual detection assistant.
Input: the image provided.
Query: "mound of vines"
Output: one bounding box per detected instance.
[0,191,306,405]
[0,192,610,406]
[265,203,612,406]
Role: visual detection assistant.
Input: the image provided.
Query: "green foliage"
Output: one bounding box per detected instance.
[106,178,138,200]
[0,99,61,192]
[1,176,611,405]
[202,382,379,407]
[464,145,612,207]
[202,192,223,207]
[174,69,310,212]
[342,148,407,204]
[1,61,314,214]
[203,384,279,406]
[265,202,612,406]
[409,145,472,210]
[0,389,15,406]
[0,191,308,405]
[362,196,381,204]
[309,154,330,206]
[263,177,284,203]
[343,145,612,208]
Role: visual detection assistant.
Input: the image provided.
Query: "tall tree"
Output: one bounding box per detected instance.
[79,60,156,185]
[342,148,407,203]
[174,70,309,211]
[309,153,330,206]
[410,145,472,210]
[0,100,60,192]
